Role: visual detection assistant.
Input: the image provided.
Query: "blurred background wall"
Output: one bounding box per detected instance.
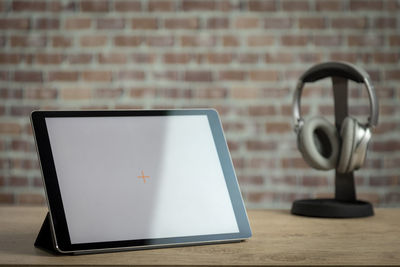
[0,0,399,208]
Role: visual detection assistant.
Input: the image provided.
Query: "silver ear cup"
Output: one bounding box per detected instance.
[337,117,371,173]
[298,117,339,170]
[337,117,356,173]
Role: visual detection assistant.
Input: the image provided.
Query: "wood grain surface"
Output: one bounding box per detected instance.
[0,206,399,266]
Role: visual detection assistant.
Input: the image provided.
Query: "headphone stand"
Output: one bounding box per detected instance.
[291,76,374,218]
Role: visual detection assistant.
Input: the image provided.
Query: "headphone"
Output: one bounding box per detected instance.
[293,62,379,173]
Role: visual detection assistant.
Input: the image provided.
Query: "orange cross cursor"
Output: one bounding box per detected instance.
[137,170,150,183]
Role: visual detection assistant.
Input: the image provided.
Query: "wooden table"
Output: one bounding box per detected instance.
[0,206,399,266]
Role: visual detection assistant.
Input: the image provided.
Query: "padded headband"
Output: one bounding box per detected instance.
[293,61,379,132]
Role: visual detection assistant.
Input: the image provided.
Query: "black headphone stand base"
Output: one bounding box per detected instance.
[291,198,373,218]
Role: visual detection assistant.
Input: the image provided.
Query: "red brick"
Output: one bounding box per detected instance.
[80,35,107,46]
[265,52,294,63]
[281,158,309,169]
[330,52,357,62]
[11,36,46,47]
[374,52,399,63]
[266,122,291,133]
[9,176,28,187]
[12,1,46,11]
[316,0,343,11]
[281,35,308,46]
[118,71,145,80]
[222,35,239,47]
[146,36,174,46]
[238,53,259,64]
[61,88,92,100]
[248,35,274,46]
[48,71,78,81]
[373,17,397,29]
[0,122,21,134]
[299,17,326,29]
[302,176,328,187]
[0,18,30,30]
[386,70,400,80]
[115,1,141,11]
[0,71,8,81]
[348,35,384,46]
[153,71,179,81]
[182,0,215,11]
[25,88,58,99]
[331,18,367,29]
[197,87,228,99]
[165,18,198,29]
[68,54,92,64]
[249,70,278,81]
[369,176,399,186]
[313,35,342,46]
[217,0,236,12]
[238,175,264,185]
[129,87,154,98]
[33,177,43,187]
[49,1,76,12]
[372,140,400,152]
[114,35,141,46]
[0,193,14,204]
[17,193,46,205]
[248,0,276,11]
[298,52,323,63]
[83,71,112,81]
[132,53,156,63]
[207,18,229,29]
[65,18,91,29]
[350,0,383,10]
[248,106,276,116]
[264,18,293,29]
[131,18,158,29]
[52,36,72,47]
[98,53,127,64]
[181,35,216,47]
[94,88,124,98]
[81,0,109,12]
[14,71,42,82]
[97,18,125,29]
[207,53,232,64]
[184,71,213,82]
[283,1,309,11]
[386,0,400,10]
[219,71,246,81]
[0,88,23,99]
[246,140,277,151]
[36,53,63,64]
[35,18,59,29]
[148,1,174,11]
[232,87,259,99]
[164,53,191,64]
[235,17,259,29]
[0,53,21,64]
[389,35,400,46]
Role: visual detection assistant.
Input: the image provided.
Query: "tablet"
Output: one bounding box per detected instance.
[31,109,251,254]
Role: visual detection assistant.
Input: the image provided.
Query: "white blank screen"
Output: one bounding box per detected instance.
[45,115,239,244]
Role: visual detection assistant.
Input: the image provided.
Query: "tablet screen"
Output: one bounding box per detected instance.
[45,115,239,244]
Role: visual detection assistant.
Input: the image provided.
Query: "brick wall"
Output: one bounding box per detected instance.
[0,0,399,208]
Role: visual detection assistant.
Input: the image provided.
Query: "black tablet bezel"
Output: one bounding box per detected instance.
[31,109,251,253]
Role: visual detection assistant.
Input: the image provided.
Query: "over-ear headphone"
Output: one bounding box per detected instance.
[293,62,379,173]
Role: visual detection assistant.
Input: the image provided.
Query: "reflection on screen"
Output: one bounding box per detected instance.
[45,115,239,244]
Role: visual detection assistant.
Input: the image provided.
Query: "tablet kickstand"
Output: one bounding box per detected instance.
[34,213,61,254]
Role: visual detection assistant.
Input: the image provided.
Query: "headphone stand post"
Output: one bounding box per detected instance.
[291,76,374,218]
